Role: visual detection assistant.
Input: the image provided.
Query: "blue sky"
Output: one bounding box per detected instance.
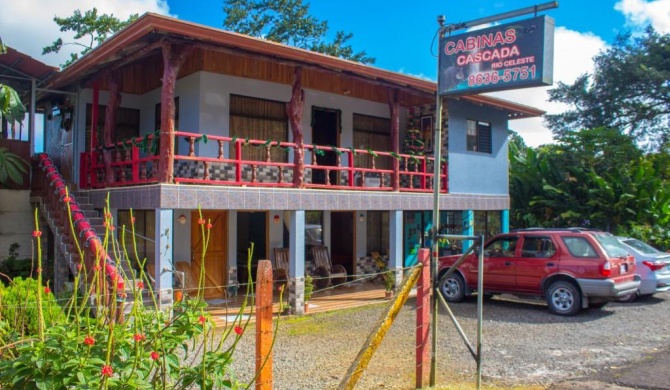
[2,0,669,146]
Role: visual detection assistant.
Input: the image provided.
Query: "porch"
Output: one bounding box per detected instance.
[79,131,448,193]
[203,280,397,328]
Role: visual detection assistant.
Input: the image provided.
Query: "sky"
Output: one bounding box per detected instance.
[2,0,669,147]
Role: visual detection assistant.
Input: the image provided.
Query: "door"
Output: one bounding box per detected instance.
[191,210,228,298]
[468,235,518,291]
[312,107,340,185]
[331,212,354,275]
[236,211,268,283]
[515,235,558,293]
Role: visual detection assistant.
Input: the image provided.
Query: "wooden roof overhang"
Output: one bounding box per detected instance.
[44,13,544,118]
[0,47,58,101]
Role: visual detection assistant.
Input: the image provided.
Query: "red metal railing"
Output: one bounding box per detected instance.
[79,131,449,193]
[33,154,124,310]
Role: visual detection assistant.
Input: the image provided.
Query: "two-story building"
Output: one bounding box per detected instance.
[32,13,543,313]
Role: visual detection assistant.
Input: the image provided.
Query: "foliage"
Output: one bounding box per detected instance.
[0,201,262,389]
[0,83,27,126]
[304,275,314,302]
[0,277,65,337]
[546,27,670,150]
[382,270,395,292]
[42,8,138,68]
[0,243,33,285]
[0,146,29,187]
[402,128,425,156]
[222,0,375,64]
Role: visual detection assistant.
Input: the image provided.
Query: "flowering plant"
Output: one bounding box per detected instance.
[0,195,260,389]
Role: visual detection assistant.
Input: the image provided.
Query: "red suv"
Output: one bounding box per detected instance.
[437,228,641,316]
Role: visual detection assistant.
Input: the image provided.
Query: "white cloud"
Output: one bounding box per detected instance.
[0,0,171,68]
[615,0,670,33]
[488,27,607,147]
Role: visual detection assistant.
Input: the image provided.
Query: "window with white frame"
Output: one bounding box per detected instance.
[466,119,492,153]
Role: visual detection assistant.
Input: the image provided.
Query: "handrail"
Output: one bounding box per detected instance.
[33,153,125,306]
[80,130,448,193]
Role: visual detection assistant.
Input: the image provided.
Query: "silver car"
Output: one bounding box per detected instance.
[616,236,670,302]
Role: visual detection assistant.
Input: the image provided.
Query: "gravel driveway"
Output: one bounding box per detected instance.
[226,292,670,389]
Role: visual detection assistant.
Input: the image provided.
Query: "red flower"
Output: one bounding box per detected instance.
[84,335,95,346]
[131,217,136,224]
[198,218,205,225]
[136,281,144,290]
[133,333,146,342]
[198,315,206,325]
[32,230,42,237]
[101,365,113,377]
[150,351,160,361]
[92,265,101,272]
[206,223,213,229]
[234,326,243,336]
[36,267,42,273]
[104,212,112,219]
[62,196,71,203]
[76,263,82,271]
[109,225,116,231]
[44,286,51,294]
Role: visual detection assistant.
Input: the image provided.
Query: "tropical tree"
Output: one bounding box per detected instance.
[546,27,670,150]
[42,8,138,68]
[222,0,375,64]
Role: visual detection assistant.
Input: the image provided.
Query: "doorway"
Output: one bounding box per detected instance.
[330,211,354,275]
[311,107,340,185]
[191,210,228,298]
[236,211,268,282]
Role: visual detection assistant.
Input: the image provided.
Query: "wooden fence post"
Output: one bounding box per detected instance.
[255,260,273,390]
[416,248,431,388]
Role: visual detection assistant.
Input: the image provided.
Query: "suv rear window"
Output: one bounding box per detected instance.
[561,237,598,258]
[592,234,629,257]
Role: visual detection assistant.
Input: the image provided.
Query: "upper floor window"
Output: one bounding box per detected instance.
[466,119,492,154]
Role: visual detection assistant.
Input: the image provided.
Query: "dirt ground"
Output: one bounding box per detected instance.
[551,346,670,390]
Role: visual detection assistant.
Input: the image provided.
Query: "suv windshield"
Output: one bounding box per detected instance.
[593,233,629,257]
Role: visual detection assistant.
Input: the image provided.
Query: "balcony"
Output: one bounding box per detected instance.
[80,131,448,193]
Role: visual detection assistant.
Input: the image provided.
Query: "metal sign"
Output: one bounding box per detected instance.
[438,15,554,96]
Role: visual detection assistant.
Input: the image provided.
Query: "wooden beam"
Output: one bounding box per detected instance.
[157,42,193,183]
[255,260,274,390]
[103,72,121,185]
[388,89,400,191]
[286,67,305,188]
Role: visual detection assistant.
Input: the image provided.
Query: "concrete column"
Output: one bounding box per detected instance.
[288,210,305,314]
[501,209,510,233]
[462,210,474,254]
[389,210,403,288]
[227,211,238,288]
[155,209,174,310]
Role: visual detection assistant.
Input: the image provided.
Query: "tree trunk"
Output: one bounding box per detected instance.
[388,89,400,191]
[286,67,305,187]
[103,74,121,185]
[157,42,193,184]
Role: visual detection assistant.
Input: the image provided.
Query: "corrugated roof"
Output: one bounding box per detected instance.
[46,13,545,119]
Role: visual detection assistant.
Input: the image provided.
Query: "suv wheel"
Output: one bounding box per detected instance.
[438,273,466,302]
[546,281,581,316]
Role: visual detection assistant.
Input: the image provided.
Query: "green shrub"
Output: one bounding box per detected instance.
[304,275,314,301]
[0,277,65,337]
[0,243,33,285]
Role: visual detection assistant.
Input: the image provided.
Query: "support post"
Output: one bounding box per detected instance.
[501,209,510,233]
[154,209,174,310]
[286,67,305,187]
[288,210,306,314]
[255,260,273,390]
[416,248,431,388]
[29,78,36,155]
[387,89,400,191]
[430,93,444,387]
[103,74,121,185]
[157,42,193,183]
[389,210,403,287]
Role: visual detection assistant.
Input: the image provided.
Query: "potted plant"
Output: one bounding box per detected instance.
[304,274,314,312]
[383,269,396,298]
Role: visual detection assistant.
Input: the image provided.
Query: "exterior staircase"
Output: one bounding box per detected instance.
[31,153,134,316]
